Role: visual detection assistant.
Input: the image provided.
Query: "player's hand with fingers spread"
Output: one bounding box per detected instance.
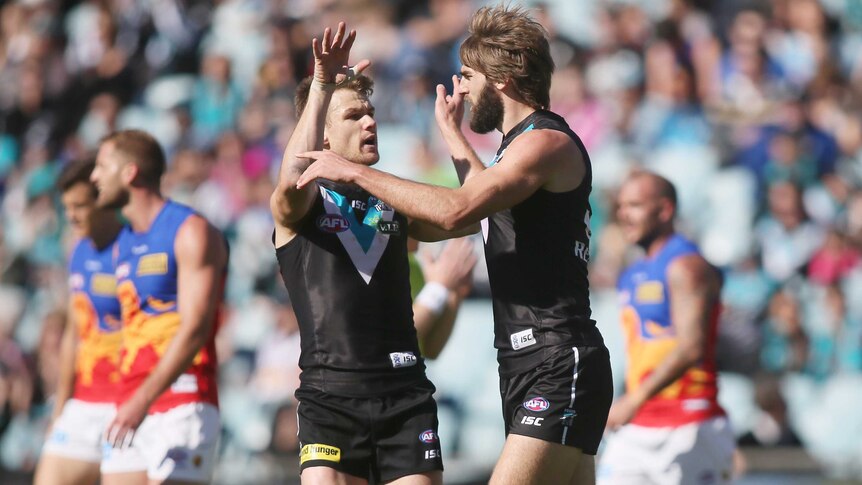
[435,75,465,133]
[105,392,149,448]
[295,150,361,188]
[311,21,372,86]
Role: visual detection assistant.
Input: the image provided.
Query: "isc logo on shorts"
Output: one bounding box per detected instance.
[300,444,341,464]
[389,351,417,368]
[317,214,350,233]
[510,329,537,350]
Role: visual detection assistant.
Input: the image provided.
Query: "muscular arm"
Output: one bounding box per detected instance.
[270,84,332,238]
[628,254,721,407]
[408,219,479,242]
[299,129,583,231]
[133,216,227,407]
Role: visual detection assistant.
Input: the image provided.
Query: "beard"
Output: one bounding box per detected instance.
[469,84,504,134]
[96,188,129,211]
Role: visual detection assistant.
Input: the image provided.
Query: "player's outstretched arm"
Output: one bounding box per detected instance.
[271,22,370,245]
[105,216,227,447]
[296,129,578,231]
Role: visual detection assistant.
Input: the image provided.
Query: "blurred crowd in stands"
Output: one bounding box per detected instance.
[1,0,862,482]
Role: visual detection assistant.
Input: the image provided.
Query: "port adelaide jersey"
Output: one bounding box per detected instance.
[275,180,427,396]
[484,110,604,377]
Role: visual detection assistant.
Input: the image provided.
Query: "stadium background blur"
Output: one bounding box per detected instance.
[2,0,862,483]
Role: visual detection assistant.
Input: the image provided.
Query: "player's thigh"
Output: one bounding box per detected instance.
[385,470,441,485]
[490,434,583,485]
[34,455,100,485]
[102,471,148,485]
[301,466,369,485]
[571,454,595,485]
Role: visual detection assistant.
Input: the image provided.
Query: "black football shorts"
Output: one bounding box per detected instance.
[295,379,443,482]
[500,344,613,454]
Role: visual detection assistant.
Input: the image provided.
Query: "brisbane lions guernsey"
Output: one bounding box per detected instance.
[617,234,724,427]
[115,200,220,413]
[275,180,427,397]
[68,237,122,402]
[484,109,603,377]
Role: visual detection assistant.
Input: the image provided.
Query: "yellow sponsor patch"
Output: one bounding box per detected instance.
[635,281,665,303]
[90,273,117,296]
[137,253,168,276]
[300,444,341,464]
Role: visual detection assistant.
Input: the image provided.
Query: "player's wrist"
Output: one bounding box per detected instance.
[416,281,449,316]
[313,65,360,90]
[311,78,339,92]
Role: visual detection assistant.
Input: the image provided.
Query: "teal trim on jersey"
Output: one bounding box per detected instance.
[489,123,534,167]
[324,188,377,252]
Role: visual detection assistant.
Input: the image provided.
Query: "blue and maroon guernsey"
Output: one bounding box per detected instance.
[114,200,221,413]
[617,234,725,427]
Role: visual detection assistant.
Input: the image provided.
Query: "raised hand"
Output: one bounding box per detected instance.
[435,74,466,133]
[312,22,371,85]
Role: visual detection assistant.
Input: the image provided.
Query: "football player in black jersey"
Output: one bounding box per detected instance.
[271,22,475,485]
[296,6,613,485]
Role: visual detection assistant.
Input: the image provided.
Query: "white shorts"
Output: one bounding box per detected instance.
[597,416,735,485]
[101,402,220,483]
[42,399,115,463]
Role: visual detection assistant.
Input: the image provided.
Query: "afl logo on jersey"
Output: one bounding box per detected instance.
[419,430,438,443]
[317,214,350,233]
[523,397,550,412]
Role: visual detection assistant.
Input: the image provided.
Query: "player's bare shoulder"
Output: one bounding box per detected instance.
[175,213,227,267]
[667,252,721,295]
[505,129,585,193]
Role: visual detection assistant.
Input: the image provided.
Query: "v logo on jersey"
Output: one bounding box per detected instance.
[321,187,394,284]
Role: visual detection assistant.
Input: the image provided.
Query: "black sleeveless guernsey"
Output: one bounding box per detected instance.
[483,110,604,377]
[275,180,427,396]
